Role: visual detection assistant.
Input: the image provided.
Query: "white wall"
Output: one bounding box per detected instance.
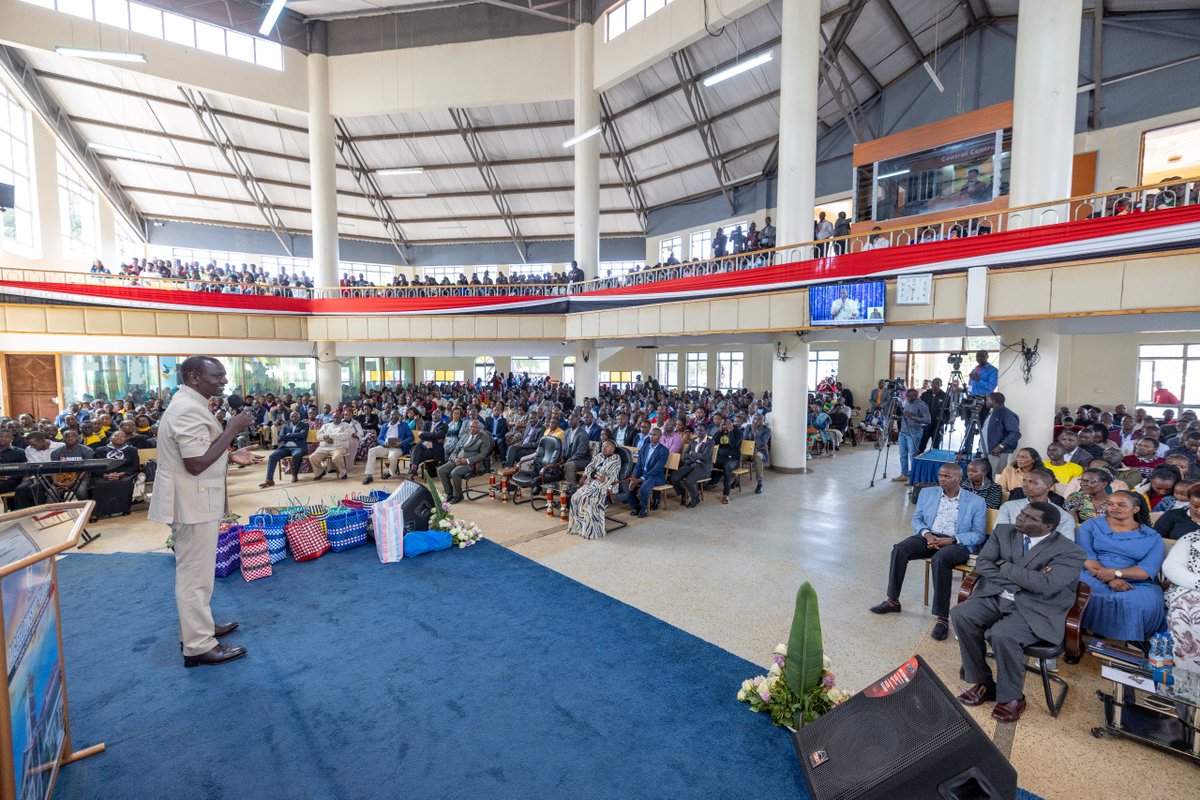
[1075,104,1200,191]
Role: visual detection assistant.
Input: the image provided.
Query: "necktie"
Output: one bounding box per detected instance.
[1023,535,1031,555]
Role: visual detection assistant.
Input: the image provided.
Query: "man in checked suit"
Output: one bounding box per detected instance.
[627,426,668,518]
[951,502,1085,723]
[438,418,492,504]
[150,356,261,668]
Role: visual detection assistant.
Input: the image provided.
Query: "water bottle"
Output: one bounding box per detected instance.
[1147,633,1165,668]
[1163,632,1176,668]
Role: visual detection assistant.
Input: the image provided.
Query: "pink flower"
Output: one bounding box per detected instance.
[758,687,771,703]
[772,654,785,668]
[822,673,837,689]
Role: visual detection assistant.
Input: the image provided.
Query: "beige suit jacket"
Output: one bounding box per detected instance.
[148,385,229,525]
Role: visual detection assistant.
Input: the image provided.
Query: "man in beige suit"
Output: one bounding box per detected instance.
[150,356,261,668]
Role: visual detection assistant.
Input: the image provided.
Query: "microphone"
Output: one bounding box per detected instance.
[228,394,245,413]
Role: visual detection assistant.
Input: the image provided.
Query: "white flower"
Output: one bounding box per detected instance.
[736,689,747,701]
[774,643,788,656]
[823,654,832,668]
[767,663,781,677]
[741,679,754,692]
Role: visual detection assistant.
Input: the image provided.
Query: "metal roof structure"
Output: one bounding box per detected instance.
[2,0,1198,258]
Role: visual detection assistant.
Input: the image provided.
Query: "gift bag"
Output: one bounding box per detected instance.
[285,513,329,562]
[215,524,243,578]
[371,495,405,564]
[238,527,272,582]
[250,512,290,564]
[326,508,369,552]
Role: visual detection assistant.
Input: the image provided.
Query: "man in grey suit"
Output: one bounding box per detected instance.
[670,426,715,508]
[561,412,592,484]
[951,502,1085,724]
[438,418,492,503]
[150,356,262,668]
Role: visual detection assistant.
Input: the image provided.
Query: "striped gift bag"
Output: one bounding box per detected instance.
[215,524,242,578]
[238,528,272,582]
[371,493,405,563]
[326,508,369,553]
[250,513,290,564]
[285,514,329,562]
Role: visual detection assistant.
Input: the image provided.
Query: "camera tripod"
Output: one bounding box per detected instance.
[868,385,904,487]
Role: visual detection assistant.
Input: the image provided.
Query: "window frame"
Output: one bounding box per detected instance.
[685,352,708,391]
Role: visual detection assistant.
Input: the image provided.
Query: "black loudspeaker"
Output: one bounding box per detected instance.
[790,655,1017,800]
[0,182,13,211]
[389,481,433,532]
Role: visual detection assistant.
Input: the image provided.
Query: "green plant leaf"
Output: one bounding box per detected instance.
[784,581,824,724]
[425,474,443,509]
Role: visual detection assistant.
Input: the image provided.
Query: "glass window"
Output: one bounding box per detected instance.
[599,371,634,385]
[93,0,129,28]
[474,357,495,383]
[856,130,1007,224]
[0,85,35,250]
[423,370,464,383]
[61,355,158,405]
[606,4,626,40]
[562,356,575,386]
[717,351,743,391]
[1136,344,1197,410]
[1141,119,1200,185]
[340,261,394,286]
[658,236,681,264]
[255,39,284,71]
[689,230,711,260]
[226,30,256,63]
[510,262,553,279]
[21,0,56,9]
[58,0,93,20]
[57,152,98,255]
[195,21,226,55]
[686,352,708,391]
[656,352,678,390]
[808,350,840,389]
[128,3,162,38]
[341,358,362,399]
[244,357,315,397]
[422,266,461,283]
[511,357,550,379]
[162,12,194,47]
[599,261,642,280]
[625,0,645,27]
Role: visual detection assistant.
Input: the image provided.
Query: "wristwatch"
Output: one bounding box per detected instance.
[1114,569,1124,579]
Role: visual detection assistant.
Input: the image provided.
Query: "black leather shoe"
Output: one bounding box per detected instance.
[869,599,902,614]
[381,472,392,480]
[651,498,661,511]
[635,510,648,518]
[214,621,239,638]
[931,619,950,641]
[448,496,463,504]
[686,498,701,509]
[755,482,763,494]
[183,643,247,668]
[313,471,326,481]
[362,476,374,485]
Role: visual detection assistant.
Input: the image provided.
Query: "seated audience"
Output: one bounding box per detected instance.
[1065,468,1115,524]
[670,425,713,508]
[1154,482,1200,541]
[951,502,1085,724]
[1164,521,1200,671]
[1123,437,1166,479]
[1078,491,1166,644]
[996,447,1044,495]
[1140,465,1180,513]
[626,427,667,518]
[561,413,592,484]
[260,412,308,487]
[996,470,1076,539]
[0,430,27,495]
[90,430,141,521]
[744,412,771,494]
[436,420,492,504]
[711,416,744,504]
[1043,442,1083,485]
[504,415,545,467]
[870,464,987,641]
[567,439,621,541]
[309,412,353,480]
[962,459,1003,509]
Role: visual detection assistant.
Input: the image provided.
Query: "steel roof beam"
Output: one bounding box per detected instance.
[1090,0,1105,129]
[179,86,295,255]
[449,107,529,262]
[478,0,577,24]
[878,0,927,62]
[599,92,648,233]
[334,118,411,262]
[670,49,734,212]
[0,45,147,241]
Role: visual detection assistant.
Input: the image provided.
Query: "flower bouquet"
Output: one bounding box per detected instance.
[449,519,483,548]
[737,582,851,729]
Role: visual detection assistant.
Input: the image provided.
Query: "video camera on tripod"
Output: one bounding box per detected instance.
[957,393,986,422]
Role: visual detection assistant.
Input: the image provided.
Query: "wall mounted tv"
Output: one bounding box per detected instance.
[809,281,886,326]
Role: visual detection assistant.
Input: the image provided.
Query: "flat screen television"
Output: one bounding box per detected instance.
[809,281,885,326]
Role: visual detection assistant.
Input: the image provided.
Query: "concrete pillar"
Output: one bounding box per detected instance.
[775,0,821,253]
[574,341,599,401]
[316,341,342,408]
[31,119,61,265]
[307,53,340,289]
[996,321,1061,458]
[771,341,810,472]
[1009,0,1084,220]
[572,23,600,279]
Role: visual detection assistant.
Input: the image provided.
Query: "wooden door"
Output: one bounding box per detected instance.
[4,355,58,421]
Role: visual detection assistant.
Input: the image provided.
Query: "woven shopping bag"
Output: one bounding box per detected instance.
[285,513,330,562]
[250,512,290,564]
[215,524,243,578]
[326,508,369,553]
[238,527,272,582]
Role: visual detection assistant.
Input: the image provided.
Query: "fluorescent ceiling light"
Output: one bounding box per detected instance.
[88,142,163,162]
[56,47,146,63]
[876,168,910,180]
[376,167,425,176]
[561,125,602,149]
[702,51,773,88]
[259,0,288,36]
[923,61,945,93]
[391,193,428,198]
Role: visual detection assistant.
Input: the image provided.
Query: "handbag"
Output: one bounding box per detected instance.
[326,508,369,552]
[250,512,290,564]
[285,513,330,562]
[216,524,242,578]
[238,527,272,582]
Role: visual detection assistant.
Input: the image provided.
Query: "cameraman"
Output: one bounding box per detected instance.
[967,350,998,396]
[919,378,950,452]
[892,388,930,483]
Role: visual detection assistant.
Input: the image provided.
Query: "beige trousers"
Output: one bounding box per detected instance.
[364,445,404,476]
[309,447,347,476]
[173,520,219,656]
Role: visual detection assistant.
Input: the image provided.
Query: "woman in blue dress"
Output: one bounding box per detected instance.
[1078,490,1166,643]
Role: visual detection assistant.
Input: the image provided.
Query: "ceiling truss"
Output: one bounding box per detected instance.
[670,48,735,212]
[333,118,411,261]
[449,107,528,262]
[598,93,648,233]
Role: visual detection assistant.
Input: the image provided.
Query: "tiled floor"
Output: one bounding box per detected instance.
[55,444,1197,799]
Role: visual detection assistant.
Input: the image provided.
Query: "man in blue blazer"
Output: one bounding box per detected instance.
[870,462,987,641]
[362,410,414,483]
[627,427,668,518]
[980,392,1021,478]
[483,410,508,458]
[582,410,602,442]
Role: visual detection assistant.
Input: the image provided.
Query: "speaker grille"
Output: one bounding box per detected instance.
[794,666,970,800]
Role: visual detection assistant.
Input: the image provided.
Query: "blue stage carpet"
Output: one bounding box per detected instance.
[51,541,810,800]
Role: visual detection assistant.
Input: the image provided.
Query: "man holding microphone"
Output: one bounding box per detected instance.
[150,356,262,668]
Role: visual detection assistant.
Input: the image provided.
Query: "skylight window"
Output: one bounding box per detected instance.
[606,0,675,42]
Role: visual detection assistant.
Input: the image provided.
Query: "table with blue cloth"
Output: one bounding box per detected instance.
[1077,517,1166,642]
[909,449,965,486]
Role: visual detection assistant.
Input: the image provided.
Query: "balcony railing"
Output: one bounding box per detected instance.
[1,179,1196,301]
